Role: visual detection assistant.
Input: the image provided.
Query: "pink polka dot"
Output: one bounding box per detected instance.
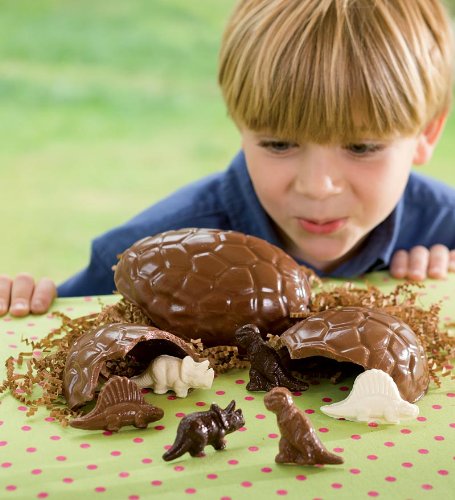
[84,296,93,301]
[447,393,455,398]
[421,484,433,490]
[195,402,206,407]
[142,458,152,464]
[80,443,90,449]
[351,434,361,440]
[305,409,315,414]
[151,481,162,486]
[26,447,36,453]
[367,455,378,460]
[268,433,278,439]
[167,394,175,400]
[384,442,395,447]
[0,441,7,447]
[216,391,225,395]
[44,418,55,422]
[154,425,165,431]
[129,496,140,500]
[333,448,344,453]
[56,456,67,461]
[417,416,427,422]
[111,451,121,456]
[1,463,12,468]
[119,472,129,478]
[235,379,245,384]
[207,474,218,479]
[174,466,185,472]
[432,405,442,410]
[368,422,378,428]
[385,476,396,482]
[319,428,329,433]
[176,412,185,418]
[255,414,265,419]
[37,493,48,499]
[241,482,252,488]
[62,478,73,484]
[339,386,349,391]
[185,488,196,494]
[331,483,343,489]
[368,492,379,497]
[402,462,413,468]
[103,431,113,437]
[438,470,448,475]
[238,427,247,432]
[350,469,361,474]
[244,396,254,401]
[418,449,429,454]
[276,490,287,496]
[95,487,106,493]
[322,397,332,403]
[434,435,445,441]
[248,446,259,452]
[400,428,412,434]
[18,406,27,412]
[450,423,455,428]
[133,438,143,443]
[295,475,307,481]
[261,467,272,473]
[6,485,17,491]
[220,497,231,500]
[21,426,31,431]
[87,464,98,470]
[228,460,238,465]
[50,435,61,441]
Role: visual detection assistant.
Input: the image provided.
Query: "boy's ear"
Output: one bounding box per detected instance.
[413,112,448,165]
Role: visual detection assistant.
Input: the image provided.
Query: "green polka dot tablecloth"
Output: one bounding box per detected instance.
[1,273,454,500]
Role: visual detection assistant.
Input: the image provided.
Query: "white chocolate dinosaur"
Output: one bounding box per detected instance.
[131,355,214,398]
[320,369,419,424]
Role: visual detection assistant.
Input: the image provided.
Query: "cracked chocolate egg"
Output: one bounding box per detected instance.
[114,228,311,346]
[280,306,429,403]
[64,323,198,409]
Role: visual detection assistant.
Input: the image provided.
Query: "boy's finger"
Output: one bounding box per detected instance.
[389,250,408,279]
[449,250,455,272]
[31,278,56,314]
[427,244,449,279]
[0,275,13,315]
[408,245,429,281]
[10,273,34,317]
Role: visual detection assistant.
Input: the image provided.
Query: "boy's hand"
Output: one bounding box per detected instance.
[0,274,56,317]
[390,245,455,281]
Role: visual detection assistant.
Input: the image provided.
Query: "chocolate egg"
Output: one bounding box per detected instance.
[64,323,198,409]
[280,306,429,403]
[114,228,311,346]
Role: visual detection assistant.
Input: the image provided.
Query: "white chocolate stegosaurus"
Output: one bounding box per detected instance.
[320,369,419,424]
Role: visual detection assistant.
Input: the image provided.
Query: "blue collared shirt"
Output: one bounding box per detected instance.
[58,151,455,297]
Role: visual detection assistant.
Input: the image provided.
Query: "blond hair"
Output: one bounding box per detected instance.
[218,0,454,143]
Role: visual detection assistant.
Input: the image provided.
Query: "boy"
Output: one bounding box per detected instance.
[2,0,455,317]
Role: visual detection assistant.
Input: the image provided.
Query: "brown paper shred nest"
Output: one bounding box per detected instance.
[1,280,454,425]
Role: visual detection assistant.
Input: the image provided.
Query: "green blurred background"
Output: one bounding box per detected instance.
[1,0,454,284]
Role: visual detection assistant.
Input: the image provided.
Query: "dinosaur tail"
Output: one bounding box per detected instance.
[162,438,190,462]
[279,375,309,392]
[314,449,344,465]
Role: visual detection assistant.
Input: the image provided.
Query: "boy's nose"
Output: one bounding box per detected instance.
[294,163,343,200]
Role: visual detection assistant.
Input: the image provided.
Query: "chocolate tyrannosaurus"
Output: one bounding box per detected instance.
[235,324,308,392]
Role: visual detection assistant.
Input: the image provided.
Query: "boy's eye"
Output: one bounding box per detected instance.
[258,140,299,153]
[345,143,383,155]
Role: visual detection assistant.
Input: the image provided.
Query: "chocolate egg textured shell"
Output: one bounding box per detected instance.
[280,306,429,403]
[114,228,311,346]
[64,323,198,409]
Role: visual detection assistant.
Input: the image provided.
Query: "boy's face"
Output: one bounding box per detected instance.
[241,128,422,271]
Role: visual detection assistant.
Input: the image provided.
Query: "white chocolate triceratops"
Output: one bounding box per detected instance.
[131,355,214,398]
[320,369,419,424]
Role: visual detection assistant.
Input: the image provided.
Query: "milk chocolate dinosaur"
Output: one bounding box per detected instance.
[70,376,164,431]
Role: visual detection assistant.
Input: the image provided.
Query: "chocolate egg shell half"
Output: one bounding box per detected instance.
[280,306,429,403]
[64,323,198,409]
[114,228,311,347]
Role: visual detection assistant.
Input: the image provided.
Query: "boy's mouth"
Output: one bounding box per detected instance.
[297,217,347,235]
